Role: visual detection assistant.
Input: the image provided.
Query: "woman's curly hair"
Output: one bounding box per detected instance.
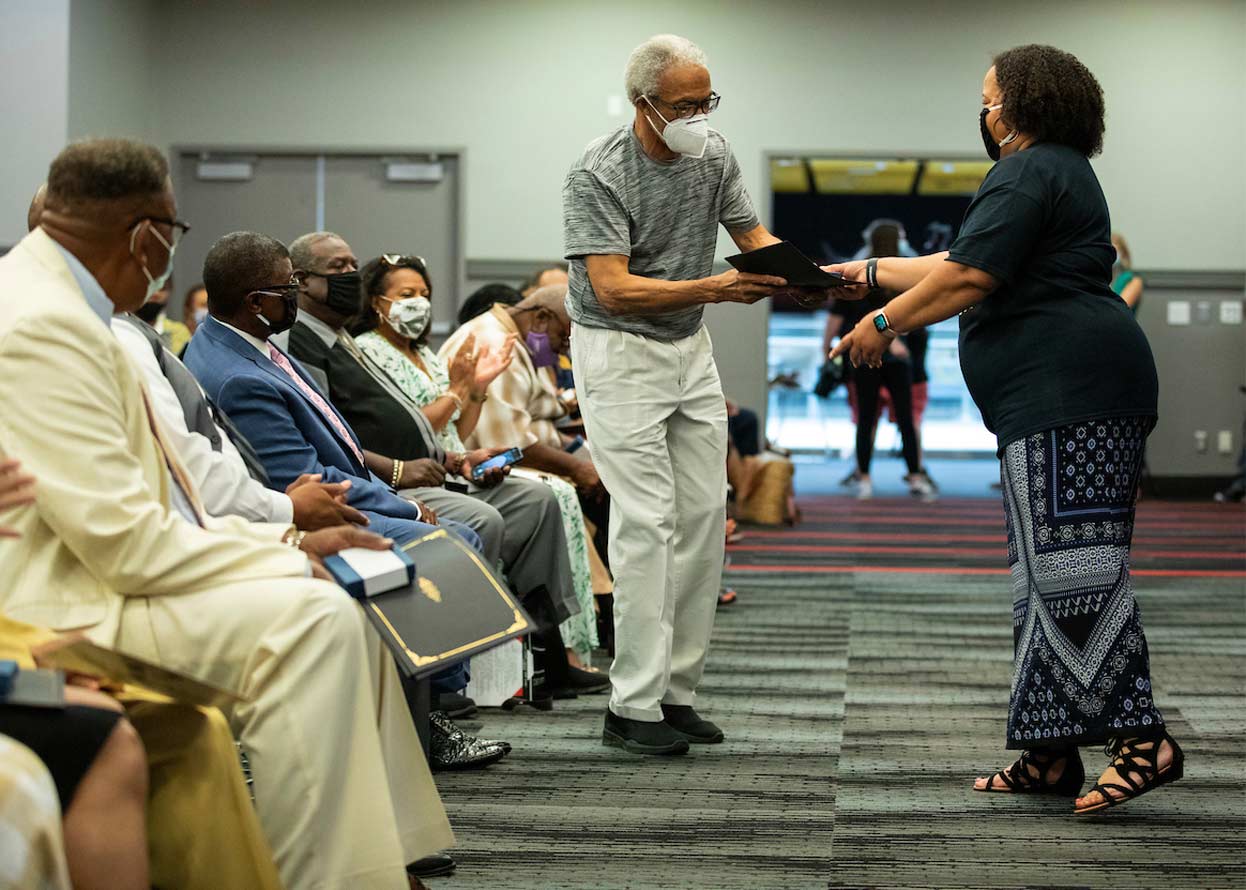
[994,44,1105,157]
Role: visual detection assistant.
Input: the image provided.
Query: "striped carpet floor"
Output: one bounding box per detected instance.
[436,496,1245,890]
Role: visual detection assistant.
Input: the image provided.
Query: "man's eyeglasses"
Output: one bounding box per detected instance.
[649,91,721,120]
[249,279,301,300]
[127,216,191,252]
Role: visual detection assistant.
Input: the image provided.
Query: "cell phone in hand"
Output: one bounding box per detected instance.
[471,447,524,481]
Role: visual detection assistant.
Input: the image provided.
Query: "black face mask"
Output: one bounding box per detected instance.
[257,292,299,335]
[321,271,363,316]
[980,107,1001,162]
[135,301,165,324]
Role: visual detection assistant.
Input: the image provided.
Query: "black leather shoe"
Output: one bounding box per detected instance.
[407,852,456,878]
[661,704,724,744]
[429,711,508,771]
[602,710,689,755]
[436,692,478,719]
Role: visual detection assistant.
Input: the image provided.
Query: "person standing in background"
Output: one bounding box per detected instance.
[824,222,934,500]
[1111,232,1144,311]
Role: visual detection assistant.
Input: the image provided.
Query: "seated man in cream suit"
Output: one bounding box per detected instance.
[0,138,451,890]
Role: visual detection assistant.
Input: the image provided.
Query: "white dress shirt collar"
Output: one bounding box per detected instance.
[214,317,272,358]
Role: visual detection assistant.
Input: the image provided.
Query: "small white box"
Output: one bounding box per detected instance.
[1219,301,1243,325]
[1166,301,1191,326]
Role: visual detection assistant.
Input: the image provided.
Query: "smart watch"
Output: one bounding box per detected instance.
[872,311,893,335]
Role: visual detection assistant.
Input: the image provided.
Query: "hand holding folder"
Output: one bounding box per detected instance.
[725,241,868,307]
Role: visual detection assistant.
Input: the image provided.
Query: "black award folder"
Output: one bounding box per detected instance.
[362,527,533,679]
[725,241,868,289]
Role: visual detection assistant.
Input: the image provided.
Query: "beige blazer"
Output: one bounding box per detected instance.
[0,229,305,639]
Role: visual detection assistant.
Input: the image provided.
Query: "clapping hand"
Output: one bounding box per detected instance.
[0,458,36,539]
[473,335,515,392]
[448,333,479,391]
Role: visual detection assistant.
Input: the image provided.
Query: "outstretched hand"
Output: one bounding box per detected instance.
[829,312,894,369]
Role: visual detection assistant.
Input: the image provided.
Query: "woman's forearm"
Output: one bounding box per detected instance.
[876,252,950,292]
[421,395,460,434]
[454,399,484,441]
[884,260,996,333]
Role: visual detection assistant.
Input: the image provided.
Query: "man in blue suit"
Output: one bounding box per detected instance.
[184,231,491,705]
[184,231,479,554]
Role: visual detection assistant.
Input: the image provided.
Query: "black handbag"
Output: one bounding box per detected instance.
[813,356,848,398]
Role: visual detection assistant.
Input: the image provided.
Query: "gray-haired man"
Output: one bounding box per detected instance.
[564,34,807,755]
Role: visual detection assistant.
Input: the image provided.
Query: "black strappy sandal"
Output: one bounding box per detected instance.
[1074,732,1184,815]
[974,747,1085,796]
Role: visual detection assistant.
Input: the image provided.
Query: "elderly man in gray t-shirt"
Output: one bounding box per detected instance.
[563,33,800,756]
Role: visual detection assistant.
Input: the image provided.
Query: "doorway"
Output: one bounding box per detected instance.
[171,149,463,334]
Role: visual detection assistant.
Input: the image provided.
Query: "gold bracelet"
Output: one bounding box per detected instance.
[391,458,404,488]
[282,528,306,549]
[442,391,465,411]
[469,391,489,404]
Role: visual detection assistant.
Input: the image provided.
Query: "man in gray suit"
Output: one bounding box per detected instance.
[280,232,588,658]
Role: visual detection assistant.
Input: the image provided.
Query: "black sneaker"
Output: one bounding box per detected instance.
[435,692,478,719]
[552,665,610,697]
[660,704,724,744]
[602,711,690,755]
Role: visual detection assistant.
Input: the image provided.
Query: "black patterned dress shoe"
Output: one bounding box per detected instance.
[407,852,456,878]
[660,704,724,744]
[602,710,690,755]
[429,711,508,771]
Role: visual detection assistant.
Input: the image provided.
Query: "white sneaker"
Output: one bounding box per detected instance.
[907,474,938,502]
[856,478,873,500]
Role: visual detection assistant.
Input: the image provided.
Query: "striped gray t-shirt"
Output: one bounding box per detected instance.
[562,125,759,341]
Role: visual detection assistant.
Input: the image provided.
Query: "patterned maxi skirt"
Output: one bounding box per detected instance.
[1000,416,1165,750]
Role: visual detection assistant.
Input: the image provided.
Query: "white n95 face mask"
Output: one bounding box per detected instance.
[643,97,709,159]
[386,297,432,340]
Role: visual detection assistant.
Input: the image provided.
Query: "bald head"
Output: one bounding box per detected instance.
[27,183,47,232]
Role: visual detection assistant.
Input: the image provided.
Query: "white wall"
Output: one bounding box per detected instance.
[67,0,155,141]
[21,0,1244,427]
[0,0,69,248]
[147,0,1246,270]
[137,0,1245,418]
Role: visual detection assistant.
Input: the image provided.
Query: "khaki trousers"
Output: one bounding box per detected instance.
[114,577,453,890]
[572,324,728,722]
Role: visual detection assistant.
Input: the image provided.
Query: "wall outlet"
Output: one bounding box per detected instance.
[1196,301,1213,324]
[1194,430,1208,453]
[1167,300,1191,325]
[1221,300,1243,325]
[1218,430,1234,454]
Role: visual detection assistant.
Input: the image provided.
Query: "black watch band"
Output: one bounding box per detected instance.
[866,257,880,289]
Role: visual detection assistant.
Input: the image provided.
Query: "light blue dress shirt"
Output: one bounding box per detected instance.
[52,242,201,526]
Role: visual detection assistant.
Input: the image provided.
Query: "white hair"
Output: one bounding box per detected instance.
[624,34,707,103]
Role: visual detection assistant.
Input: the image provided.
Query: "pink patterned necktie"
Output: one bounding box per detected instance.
[267,343,365,465]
